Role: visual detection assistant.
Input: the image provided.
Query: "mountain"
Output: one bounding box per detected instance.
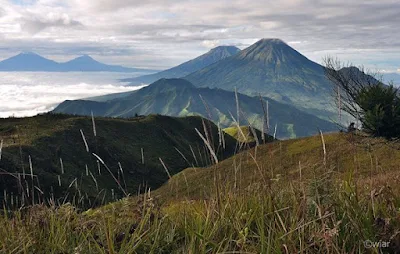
[60,55,147,72]
[184,39,335,119]
[0,52,60,71]
[53,78,338,139]
[0,53,156,72]
[0,113,236,207]
[122,46,241,84]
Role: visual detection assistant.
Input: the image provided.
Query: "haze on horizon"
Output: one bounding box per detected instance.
[0,0,399,72]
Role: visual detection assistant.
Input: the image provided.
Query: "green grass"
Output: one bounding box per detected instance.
[1,130,400,253]
[0,113,237,208]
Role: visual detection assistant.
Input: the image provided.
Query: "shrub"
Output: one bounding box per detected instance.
[324,57,400,139]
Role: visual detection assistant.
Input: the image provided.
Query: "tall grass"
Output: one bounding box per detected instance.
[1,158,399,253]
[1,115,400,252]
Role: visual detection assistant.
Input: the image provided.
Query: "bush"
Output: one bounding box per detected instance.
[356,84,400,138]
[324,57,400,139]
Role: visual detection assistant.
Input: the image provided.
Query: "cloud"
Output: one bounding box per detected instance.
[0,72,146,118]
[20,12,83,34]
[0,0,398,70]
[74,0,186,12]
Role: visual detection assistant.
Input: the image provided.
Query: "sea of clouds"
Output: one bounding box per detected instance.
[0,72,147,118]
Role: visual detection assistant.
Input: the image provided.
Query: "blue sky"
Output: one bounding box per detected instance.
[0,0,399,72]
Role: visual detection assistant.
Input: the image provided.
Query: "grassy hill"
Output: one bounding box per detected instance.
[2,132,400,253]
[53,78,338,139]
[223,125,273,144]
[156,132,400,201]
[0,113,237,208]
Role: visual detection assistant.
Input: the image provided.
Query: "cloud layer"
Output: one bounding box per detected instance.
[0,72,145,117]
[0,0,399,71]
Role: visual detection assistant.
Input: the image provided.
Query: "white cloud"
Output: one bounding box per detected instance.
[202,40,220,48]
[0,72,146,118]
[0,0,398,70]
[20,12,83,34]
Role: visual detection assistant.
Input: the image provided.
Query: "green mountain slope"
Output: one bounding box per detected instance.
[184,38,335,119]
[122,46,240,84]
[0,113,236,207]
[53,78,338,139]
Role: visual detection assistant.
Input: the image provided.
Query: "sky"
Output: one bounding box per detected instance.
[0,0,399,72]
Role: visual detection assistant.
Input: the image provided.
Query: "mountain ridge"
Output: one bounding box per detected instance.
[122,46,241,84]
[0,52,157,72]
[53,78,338,139]
[0,113,237,206]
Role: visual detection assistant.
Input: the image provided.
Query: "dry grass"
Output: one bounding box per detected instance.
[1,132,400,253]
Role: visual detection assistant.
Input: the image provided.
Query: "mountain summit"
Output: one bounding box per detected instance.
[236,39,314,67]
[185,38,333,119]
[203,46,241,61]
[0,52,59,71]
[60,54,140,72]
[123,45,241,84]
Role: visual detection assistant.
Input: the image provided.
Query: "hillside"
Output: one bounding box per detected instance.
[185,39,335,119]
[5,133,400,252]
[0,113,237,207]
[155,132,400,202]
[53,78,338,139]
[147,133,400,252]
[223,125,273,144]
[122,46,240,84]
[0,52,156,72]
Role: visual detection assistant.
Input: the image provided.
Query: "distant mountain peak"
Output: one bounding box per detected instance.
[72,55,97,61]
[210,45,240,52]
[79,54,93,59]
[236,38,305,64]
[207,45,241,56]
[257,38,286,45]
[20,51,39,56]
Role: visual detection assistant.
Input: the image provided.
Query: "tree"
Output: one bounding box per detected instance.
[324,57,400,139]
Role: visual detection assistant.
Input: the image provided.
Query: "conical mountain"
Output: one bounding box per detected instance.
[185,39,333,119]
[0,52,60,71]
[53,78,337,139]
[123,46,241,84]
[236,39,305,62]
[60,55,152,72]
